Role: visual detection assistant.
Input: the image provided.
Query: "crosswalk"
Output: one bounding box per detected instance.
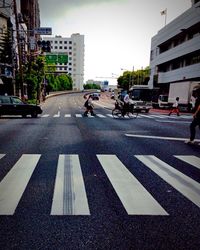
[38,113,193,120]
[0,154,199,216]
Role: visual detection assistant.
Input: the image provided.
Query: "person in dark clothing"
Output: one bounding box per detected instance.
[185,88,200,144]
[84,95,95,116]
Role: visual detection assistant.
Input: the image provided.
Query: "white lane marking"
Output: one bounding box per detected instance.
[106,114,113,118]
[75,114,82,117]
[64,114,71,117]
[0,154,41,215]
[148,114,166,119]
[97,155,168,215]
[135,155,200,209]
[155,120,191,124]
[41,114,50,118]
[139,114,154,119]
[174,156,200,170]
[125,134,200,142]
[96,114,106,118]
[51,155,90,215]
[53,111,60,117]
[0,154,5,160]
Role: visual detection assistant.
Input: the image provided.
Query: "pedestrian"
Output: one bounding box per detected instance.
[84,95,95,116]
[122,92,130,116]
[185,88,200,144]
[168,97,180,116]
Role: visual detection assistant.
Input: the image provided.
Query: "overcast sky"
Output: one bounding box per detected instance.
[39,0,191,84]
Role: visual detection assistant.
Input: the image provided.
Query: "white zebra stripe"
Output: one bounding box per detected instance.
[51,155,90,215]
[0,154,5,160]
[135,155,200,209]
[174,155,200,170]
[0,154,41,215]
[97,154,168,215]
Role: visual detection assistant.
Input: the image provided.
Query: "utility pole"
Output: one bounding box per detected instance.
[13,0,24,99]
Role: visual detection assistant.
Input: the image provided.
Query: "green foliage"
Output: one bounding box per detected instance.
[23,56,45,100]
[46,73,73,91]
[117,66,150,90]
[83,83,101,89]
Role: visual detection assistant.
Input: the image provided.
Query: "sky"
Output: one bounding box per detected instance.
[39,0,191,84]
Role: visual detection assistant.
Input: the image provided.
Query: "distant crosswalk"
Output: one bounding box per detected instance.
[38,113,193,120]
[0,154,199,216]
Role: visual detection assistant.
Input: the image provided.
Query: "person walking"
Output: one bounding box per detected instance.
[185,88,200,144]
[83,95,95,117]
[168,97,180,116]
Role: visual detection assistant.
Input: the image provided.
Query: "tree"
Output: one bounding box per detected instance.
[56,74,73,90]
[45,73,73,91]
[23,56,45,101]
[83,83,101,90]
[117,66,150,90]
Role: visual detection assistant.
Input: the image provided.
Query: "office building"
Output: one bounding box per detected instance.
[149,0,200,91]
[45,34,84,90]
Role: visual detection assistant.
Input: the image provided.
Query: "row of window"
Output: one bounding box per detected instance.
[51,46,72,50]
[151,22,200,61]
[157,50,200,73]
[50,40,72,44]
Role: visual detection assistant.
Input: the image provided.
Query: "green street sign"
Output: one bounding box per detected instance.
[45,54,68,64]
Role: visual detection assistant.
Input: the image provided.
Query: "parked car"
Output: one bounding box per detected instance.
[0,95,43,118]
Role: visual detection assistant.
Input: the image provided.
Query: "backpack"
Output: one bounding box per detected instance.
[84,100,88,107]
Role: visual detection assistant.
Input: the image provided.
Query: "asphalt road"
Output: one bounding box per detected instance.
[0,93,200,250]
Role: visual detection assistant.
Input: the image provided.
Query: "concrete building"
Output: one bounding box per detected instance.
[149,0,200,91]
[45,34,84,90]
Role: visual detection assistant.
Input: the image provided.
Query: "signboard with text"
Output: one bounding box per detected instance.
[35,27,52,35]
[45,54,68,64]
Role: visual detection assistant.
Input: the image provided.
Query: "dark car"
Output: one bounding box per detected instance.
[0,95,43,118]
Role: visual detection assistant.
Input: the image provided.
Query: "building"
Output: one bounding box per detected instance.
[149,0,200,92]
[44,34,84,90]
[20,0,40,33]
[0,0,40,95]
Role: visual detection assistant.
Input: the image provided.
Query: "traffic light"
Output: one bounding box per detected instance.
[37,40,51,52]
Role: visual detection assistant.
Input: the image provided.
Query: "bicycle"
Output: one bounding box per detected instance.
[112,100,138,118]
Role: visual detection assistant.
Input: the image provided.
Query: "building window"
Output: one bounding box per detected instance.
[59,46,62,49]
[55,46,58,49]
[69,46,72,50]
[64,46,67,49]
[64,41,67,44]
[69,41,72,44]
[59,41,62,44]
[55,41,58,44]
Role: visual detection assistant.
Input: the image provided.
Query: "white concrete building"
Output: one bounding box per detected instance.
[149,0,200,90]
[45,33,84,90]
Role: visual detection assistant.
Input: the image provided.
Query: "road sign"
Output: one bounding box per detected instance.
[45,54,68,64]
[35,27,52,35]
